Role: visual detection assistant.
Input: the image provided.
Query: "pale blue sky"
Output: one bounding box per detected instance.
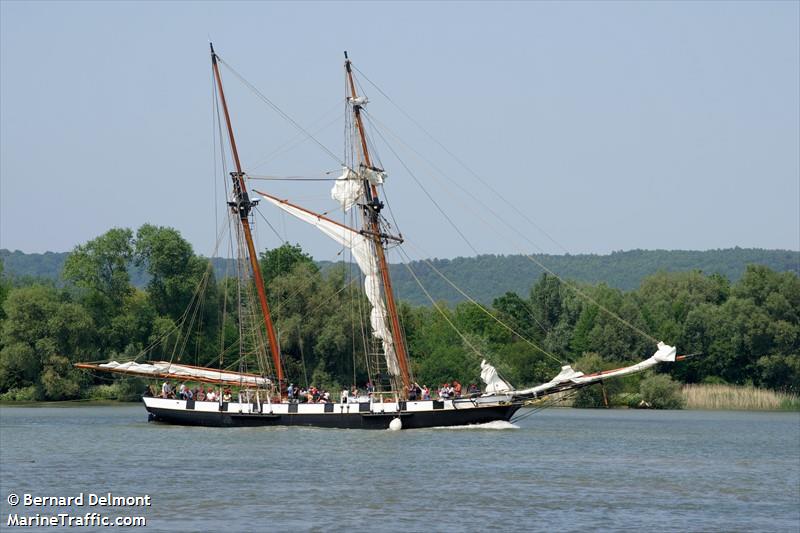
[1,1,798,262]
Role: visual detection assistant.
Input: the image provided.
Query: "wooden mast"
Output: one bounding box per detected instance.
[211,44,284,387]
[344,53,412,394]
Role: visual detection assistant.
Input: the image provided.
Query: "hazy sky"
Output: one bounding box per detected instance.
[1,1,798,263]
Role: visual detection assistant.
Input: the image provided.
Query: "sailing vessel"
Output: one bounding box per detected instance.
[76,45,685,429]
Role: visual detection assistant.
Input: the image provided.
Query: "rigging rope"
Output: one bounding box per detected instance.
[363,112,479,256]
[353,64,570,255]
[216,56,344,167]
[362,110,660,346]
[400,243,564,365]
[400,259,486,362]
[248,102,343,171]
[510,389,582,424]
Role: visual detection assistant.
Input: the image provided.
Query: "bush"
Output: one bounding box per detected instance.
[640,373,685,409]
[780,396,800,411]
[624,392,643,408]
[87,384,121,400]
[0,385,41,402]
[86,379,146,401]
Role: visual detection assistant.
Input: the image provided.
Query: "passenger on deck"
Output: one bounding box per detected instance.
[287,383,294,400]
[467,383,480,395]
[408,383,417,401]
[161,381,172,398]
[422,385,430,400]
[439,383,450,400]
[453,380,462,398]
[222,389,232,402]
[178,383,187,399]
[196,387,206,401]
[206,388,217,402]
[340,389,349,404]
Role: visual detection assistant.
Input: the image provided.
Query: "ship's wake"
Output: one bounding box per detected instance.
[431,420,519,430]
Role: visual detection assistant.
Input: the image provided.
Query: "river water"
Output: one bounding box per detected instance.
[0,405,798,532]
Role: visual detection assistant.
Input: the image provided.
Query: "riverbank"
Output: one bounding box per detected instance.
[3,384,799,411]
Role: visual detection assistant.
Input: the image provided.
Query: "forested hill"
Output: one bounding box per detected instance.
[3,247,797,305]
[387,249,800,305]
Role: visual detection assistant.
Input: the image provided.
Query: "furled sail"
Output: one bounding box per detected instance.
[480,360,512,393]
[74,361,271,387]
[331,167,362,211]
[330,166,387,212]
[255,191,402,378]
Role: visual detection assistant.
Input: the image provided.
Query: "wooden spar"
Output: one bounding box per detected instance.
[253,189,404,243]
[73,363,269,387]
[254,190,362,232]
[344,54,412,394]
[211,44,284,386]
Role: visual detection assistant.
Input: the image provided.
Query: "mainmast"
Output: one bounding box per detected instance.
[344,52,412,393]
[211,44,284,387]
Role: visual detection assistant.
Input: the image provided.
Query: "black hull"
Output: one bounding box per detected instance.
[145,403,522,429]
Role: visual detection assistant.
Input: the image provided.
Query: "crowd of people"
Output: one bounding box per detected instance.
[159,381,233,402]
[157,379,482,404]
[408,380,480,401]
[286,384,333,403]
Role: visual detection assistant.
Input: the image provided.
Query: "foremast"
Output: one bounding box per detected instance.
[344,53,412,394]
[211,44,284,387]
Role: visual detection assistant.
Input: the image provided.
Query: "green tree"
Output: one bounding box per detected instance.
[260,243,317,288]
[0,285,94,399]
[63,228,134,313]
[637,270,729,342]
[0,261,10,320]
[134,224,213,320]
[493,291,541,342]
[529,273,564,331]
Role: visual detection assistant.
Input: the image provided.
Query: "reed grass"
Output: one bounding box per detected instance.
[683,384,800,411]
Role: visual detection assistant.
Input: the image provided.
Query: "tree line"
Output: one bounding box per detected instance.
[3,247,798,306]
[0,225,797,402]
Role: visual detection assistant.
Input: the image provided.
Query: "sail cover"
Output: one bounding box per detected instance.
[75,361,271,387]
[255,192,402,378]
[480,359,512,393]
[509,342,677,397]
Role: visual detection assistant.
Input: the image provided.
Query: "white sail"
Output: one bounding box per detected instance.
[331,167,362,211]
[83,361,271,387]
[362,167,386,186]
[256,192,402,378]
[331,166,387,211]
